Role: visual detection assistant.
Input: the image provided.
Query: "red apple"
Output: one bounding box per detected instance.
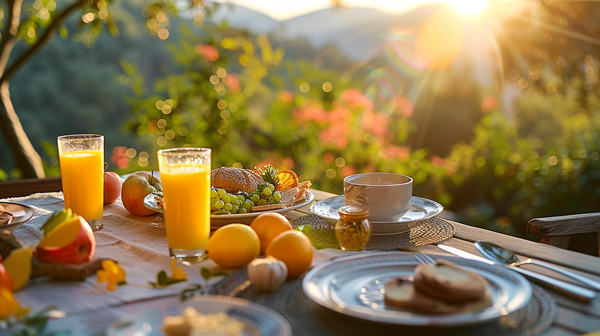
[104,171,122,205]
[36,216,96,265]
[122,171,162,216]
[0,263,13,292]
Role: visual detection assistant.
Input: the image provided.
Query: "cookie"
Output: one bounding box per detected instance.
[413,259,487,303]
[411,287,493,315]
[251,204,286,212]
[384,276,414,309]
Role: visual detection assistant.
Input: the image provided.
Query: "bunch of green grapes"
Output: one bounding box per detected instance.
[249,182,282,206]
[210,188,253,215]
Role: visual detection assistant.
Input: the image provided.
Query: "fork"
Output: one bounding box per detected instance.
[414,253,436,265]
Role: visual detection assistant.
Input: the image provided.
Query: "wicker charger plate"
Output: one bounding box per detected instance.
[210,265,556,336]
[290,214,456,250]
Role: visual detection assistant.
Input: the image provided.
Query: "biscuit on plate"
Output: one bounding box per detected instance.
[411,287,493,315]
[384,277,414,309]
[413,259,487,303]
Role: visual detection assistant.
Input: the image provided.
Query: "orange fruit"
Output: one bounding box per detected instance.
[205,224,260,268]
[250,213,293,254]
[265,231,313,278]
[276,170,299,191]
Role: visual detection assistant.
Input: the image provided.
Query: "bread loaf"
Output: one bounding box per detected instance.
[211,167,263,194]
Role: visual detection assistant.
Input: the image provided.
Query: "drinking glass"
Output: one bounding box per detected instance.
[57,134,104,231]
[157,148,211,259]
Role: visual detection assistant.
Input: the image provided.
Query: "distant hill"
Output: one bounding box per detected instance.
[207,4,443,60]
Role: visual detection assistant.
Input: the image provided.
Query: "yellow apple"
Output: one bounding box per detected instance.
[3,247,32,291]
[36,216,95,265]
[122,171,162,216]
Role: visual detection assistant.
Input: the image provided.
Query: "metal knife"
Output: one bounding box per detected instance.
[437,244,596,302]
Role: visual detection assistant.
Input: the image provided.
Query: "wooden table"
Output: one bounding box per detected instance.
[3,182,600,335]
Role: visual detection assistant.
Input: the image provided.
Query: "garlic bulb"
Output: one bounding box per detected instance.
[247,256,288,292]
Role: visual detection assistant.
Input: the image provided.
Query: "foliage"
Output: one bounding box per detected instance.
[120,13,600,240]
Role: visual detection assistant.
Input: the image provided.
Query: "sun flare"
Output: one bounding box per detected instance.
[453,0,489,14]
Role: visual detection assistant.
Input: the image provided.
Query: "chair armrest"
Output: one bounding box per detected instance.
[527,213,600,236]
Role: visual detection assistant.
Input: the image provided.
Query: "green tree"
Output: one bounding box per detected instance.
[0,0,216,178]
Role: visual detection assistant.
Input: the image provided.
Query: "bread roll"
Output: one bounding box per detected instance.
[211,167,263,194]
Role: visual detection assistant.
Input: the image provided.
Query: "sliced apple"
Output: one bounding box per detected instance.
[36,216,96,265]
[0,263,13,292]
[3,248,32,291]
[41,208,76,236]
[37,217,81,249]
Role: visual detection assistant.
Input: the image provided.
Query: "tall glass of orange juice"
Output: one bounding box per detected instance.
[157,148,211,259]
[57,134,104,231]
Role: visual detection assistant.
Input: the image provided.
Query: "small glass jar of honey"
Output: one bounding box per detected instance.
[335,205,372,251]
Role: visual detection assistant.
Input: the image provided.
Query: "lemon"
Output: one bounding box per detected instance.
[250,213,293,254]
[205,224,260,268]
[265,231,313,278]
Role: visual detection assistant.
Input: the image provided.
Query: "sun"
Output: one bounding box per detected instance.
[453,0,489,14]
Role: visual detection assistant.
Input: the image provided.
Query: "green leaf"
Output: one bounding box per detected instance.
[157,270,168,285]
[295,225,311,233]
[180,284,203,301]
[211,272,228,278]
[200,268,211,281]
[164,278,186,286]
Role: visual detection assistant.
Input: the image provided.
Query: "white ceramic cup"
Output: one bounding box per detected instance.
[343,172,413,222]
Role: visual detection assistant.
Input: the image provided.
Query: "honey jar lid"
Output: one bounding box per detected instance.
[339,205,370,221]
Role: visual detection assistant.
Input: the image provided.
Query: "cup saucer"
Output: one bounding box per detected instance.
[309,195,444,235]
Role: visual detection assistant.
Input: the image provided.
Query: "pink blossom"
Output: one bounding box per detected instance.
[393,96,414,118]
[292,102,328,124]
[278,91,294,105]
[429,155,446,168]
[362,111,391,136]
[319,124,351,149]
[481,95,499,113]
[341,89,373,110]
[383,145,410,162]
[340,165,356,177]
[195,44,219,61]
[223,73,240,92]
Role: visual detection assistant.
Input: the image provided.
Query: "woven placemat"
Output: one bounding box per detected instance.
[209,266,556,336]
[291,214,456,250]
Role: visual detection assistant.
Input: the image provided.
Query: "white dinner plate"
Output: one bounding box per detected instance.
[309,195,443,235]
[0,202,34,231]
[106,295,292,336]
[303,252,532,327]
[144,191,315,228]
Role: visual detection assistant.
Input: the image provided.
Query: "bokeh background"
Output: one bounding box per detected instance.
[2,0,599,252]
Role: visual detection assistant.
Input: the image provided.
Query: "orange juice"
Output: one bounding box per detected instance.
[59,150,104,221]
[161,165,211,250]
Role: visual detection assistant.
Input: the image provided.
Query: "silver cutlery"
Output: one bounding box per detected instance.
[437,244,596,302]
[475,240,600,292]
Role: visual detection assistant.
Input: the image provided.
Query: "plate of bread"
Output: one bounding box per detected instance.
[0,202,34,231]
[303,252,532,326]
[144,166,314,228]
